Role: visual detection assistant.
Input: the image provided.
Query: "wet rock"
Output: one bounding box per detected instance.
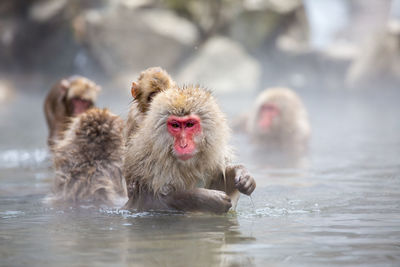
[176,36,261,93]
[78,5,199,81]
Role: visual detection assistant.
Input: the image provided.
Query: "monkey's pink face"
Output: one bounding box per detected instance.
[70,98,93,115]
[167,115,202,161]
[257,104,279,132]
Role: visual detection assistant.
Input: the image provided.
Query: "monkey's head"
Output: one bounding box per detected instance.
[64,108,124,161]
[250,87,306,137]
[131,67,174,113]
[62,76,101,116]
[147,85,230,164]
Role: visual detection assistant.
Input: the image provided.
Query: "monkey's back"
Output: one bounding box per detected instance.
[51,108,127,206]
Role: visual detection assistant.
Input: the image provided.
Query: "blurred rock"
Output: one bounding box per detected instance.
[229,10,282,51]
[243,0,302,13]
[29,0,67,22]
[176,36,261,93]
[347,30,400,88]
[78,5,199,84]
[0,79,15,103]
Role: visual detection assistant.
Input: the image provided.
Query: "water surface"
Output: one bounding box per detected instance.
[1,88,399,266]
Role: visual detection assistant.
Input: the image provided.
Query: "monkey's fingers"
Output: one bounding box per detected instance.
[244,180,256,195]
[211,190,232,213]
[235,175,256,195]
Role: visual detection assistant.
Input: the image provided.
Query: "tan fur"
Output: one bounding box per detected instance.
[66,76,100,102]
[51,108,127,206]
[124,85,232,197]
[125,67,175,139]
[247,87,311,151]
[44,76,101,148]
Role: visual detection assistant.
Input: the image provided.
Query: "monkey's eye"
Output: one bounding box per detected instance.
[147,92,157,103]
[171,123,180,128]
[186,122,194,128]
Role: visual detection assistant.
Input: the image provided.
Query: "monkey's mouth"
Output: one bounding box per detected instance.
[176,153,195,161]
[72,98,93,115]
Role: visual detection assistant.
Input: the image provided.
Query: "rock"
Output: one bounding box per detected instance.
[229,10,282,51]
[29,0,67,22]
[78,5,199,80]
[176,36,261,94]
[347,30,400,88]
[0,79,14,103]
[243,0,302,13]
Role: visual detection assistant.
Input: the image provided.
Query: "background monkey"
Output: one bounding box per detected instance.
[124,85,255,213]
[125,67,175,139]
[50,108,127,206]
[235,87,310,153]
[44,76,100,148]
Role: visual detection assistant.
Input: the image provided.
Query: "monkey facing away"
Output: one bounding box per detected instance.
[235,87,310,152]
[124,85,256,213]
[50,108,127,206]
[125,67,175,139]
[44,76,101,147]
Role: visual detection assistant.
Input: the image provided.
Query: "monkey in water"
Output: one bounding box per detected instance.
[44,76,101,148]
[50,108,127,206]
[124,85,256,214]
[234,87,310,153]
[125,67,175,139]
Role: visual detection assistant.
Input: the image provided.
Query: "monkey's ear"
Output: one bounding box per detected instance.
[131,82,138,99]
[59,79,70,94]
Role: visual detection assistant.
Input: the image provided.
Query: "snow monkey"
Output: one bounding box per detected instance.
[125,67,175,139]
[124,85,256,213]
[44,76,101,148]
[238,87,310,152]
[50,108,127,206]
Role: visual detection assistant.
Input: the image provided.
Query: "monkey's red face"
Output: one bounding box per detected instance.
[69,98,93,116]
[167,115,202,161]
[258,104,279,132]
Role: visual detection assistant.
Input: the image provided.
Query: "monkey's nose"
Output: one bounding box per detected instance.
[179,139,188,148]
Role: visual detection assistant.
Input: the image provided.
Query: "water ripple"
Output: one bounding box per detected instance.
[0,149,50,169]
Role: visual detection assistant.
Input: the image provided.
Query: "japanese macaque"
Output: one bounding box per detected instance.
[44,76,101,147]
[236,87,310,152]
[50,108,127,206]
[124,85,255,213]
[125,67,175,139]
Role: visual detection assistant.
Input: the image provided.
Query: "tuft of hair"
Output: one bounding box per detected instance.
[124,85,232,196]
[134,67,175,113]
[66,76,101,102]
[248,87,311,147]
[51,108,127,206]
[126,67,175,140]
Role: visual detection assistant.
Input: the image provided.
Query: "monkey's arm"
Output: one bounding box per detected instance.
[164,188,232,214]
[124,181,231,213]
[210,165,256,196]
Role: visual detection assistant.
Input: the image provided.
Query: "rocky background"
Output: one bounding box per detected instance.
[0,0,399,100]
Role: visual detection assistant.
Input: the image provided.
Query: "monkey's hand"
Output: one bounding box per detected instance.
[232,165,256,195]
[204,189,232,213]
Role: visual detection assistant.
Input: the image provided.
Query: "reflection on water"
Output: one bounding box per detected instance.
[0,89,400,266]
